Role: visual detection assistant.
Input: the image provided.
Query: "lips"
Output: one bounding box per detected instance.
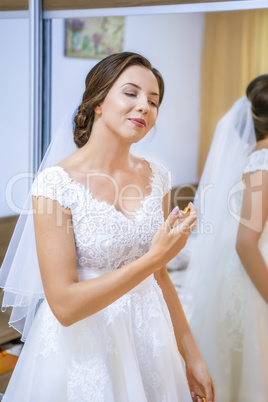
[128,118,146,127]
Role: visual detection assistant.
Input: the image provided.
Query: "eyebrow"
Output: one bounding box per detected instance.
[121,82,159,97]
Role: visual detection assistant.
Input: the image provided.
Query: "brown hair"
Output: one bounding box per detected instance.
[73,52,165,148]
[246,74,268,141]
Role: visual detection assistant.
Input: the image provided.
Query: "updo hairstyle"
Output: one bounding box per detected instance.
[73,52,165,148]
[246,74,268,141]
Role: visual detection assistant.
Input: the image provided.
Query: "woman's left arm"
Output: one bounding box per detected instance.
[154,192,215,402]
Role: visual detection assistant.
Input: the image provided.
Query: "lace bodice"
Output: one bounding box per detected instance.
[32,161,171,275]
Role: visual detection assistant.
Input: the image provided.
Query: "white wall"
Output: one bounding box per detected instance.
[124,13,204,186]
[0,19,30,218]
[51,12,204,187]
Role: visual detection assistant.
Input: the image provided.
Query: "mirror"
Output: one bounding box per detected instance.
[50,8,267,189]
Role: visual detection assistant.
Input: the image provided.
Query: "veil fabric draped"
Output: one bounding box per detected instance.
[181,97,256,315]
[180,97,268,401]
[0,111,78,341]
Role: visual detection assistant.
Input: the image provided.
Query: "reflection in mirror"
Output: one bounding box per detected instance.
[50,8,268,192]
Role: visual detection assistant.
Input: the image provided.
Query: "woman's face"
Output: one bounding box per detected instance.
[95,65,160,143]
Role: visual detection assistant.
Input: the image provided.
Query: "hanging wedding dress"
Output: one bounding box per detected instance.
[1,158,192,401]
[182,97,268,402]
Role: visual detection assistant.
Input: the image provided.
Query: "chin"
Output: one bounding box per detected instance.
[126,132,147,144]
[130,136,144,144]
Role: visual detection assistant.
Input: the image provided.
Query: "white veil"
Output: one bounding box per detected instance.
[181,97,256,318]
[0,109,78,341]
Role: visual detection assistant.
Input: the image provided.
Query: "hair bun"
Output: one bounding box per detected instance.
[246,74,268,141]
[73,108,90,148]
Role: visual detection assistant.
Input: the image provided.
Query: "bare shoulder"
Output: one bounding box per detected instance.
[54,150,79,171]
[53,149,86,181]
[130,154,152,175]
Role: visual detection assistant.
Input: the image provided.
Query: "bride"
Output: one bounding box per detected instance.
[183,74,268,402]
[0,52,214,402]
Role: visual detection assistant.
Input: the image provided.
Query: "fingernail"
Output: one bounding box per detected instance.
[191,392,195,398]
[171,206,179,215]
[189,202,195,207]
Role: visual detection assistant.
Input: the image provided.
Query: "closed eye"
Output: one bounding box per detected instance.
[149,101,158,108]
[124,92,158,108]
[124,92,137,97]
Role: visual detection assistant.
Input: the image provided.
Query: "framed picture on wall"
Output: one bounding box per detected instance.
[65,16,125,59]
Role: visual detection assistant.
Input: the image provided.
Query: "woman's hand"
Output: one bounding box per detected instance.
[150,203,197,267]
[186,358,215,402]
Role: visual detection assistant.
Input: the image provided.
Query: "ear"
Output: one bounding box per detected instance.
[94,103,102,115]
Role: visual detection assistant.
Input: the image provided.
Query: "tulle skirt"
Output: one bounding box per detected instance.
[3,276,192,402]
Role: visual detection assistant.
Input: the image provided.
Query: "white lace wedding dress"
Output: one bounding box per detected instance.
[3,161,192,402]
[189,149,268,402]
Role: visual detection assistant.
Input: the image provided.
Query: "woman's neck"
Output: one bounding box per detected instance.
[254,136,268,151]
[74,131,134,173]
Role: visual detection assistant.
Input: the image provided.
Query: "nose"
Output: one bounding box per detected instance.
[136,95,149,114]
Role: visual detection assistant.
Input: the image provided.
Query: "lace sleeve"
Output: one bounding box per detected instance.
[243,149,268,174]
[31,167,73,209]
[153,163,172,197]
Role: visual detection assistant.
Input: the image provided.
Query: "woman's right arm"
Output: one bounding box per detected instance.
[33,196,196,326]
[236,170,268,304]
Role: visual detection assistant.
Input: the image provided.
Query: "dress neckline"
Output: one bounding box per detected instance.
[53,160,157,222]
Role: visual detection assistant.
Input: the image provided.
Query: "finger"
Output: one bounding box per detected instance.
[178,210,186,219]
[212,380,215,402]
[189,222,197,233]
[209,380,215,402]
[188,201,197,214]
[180,221,191,235]
[164,206,180,231]
[173,218,197,232]
[181,210,197,228]
[204,383,214,402]
[191,394,199,402]
[174,219,196,235]
[171,221,188,236]
[170,203,197,231]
